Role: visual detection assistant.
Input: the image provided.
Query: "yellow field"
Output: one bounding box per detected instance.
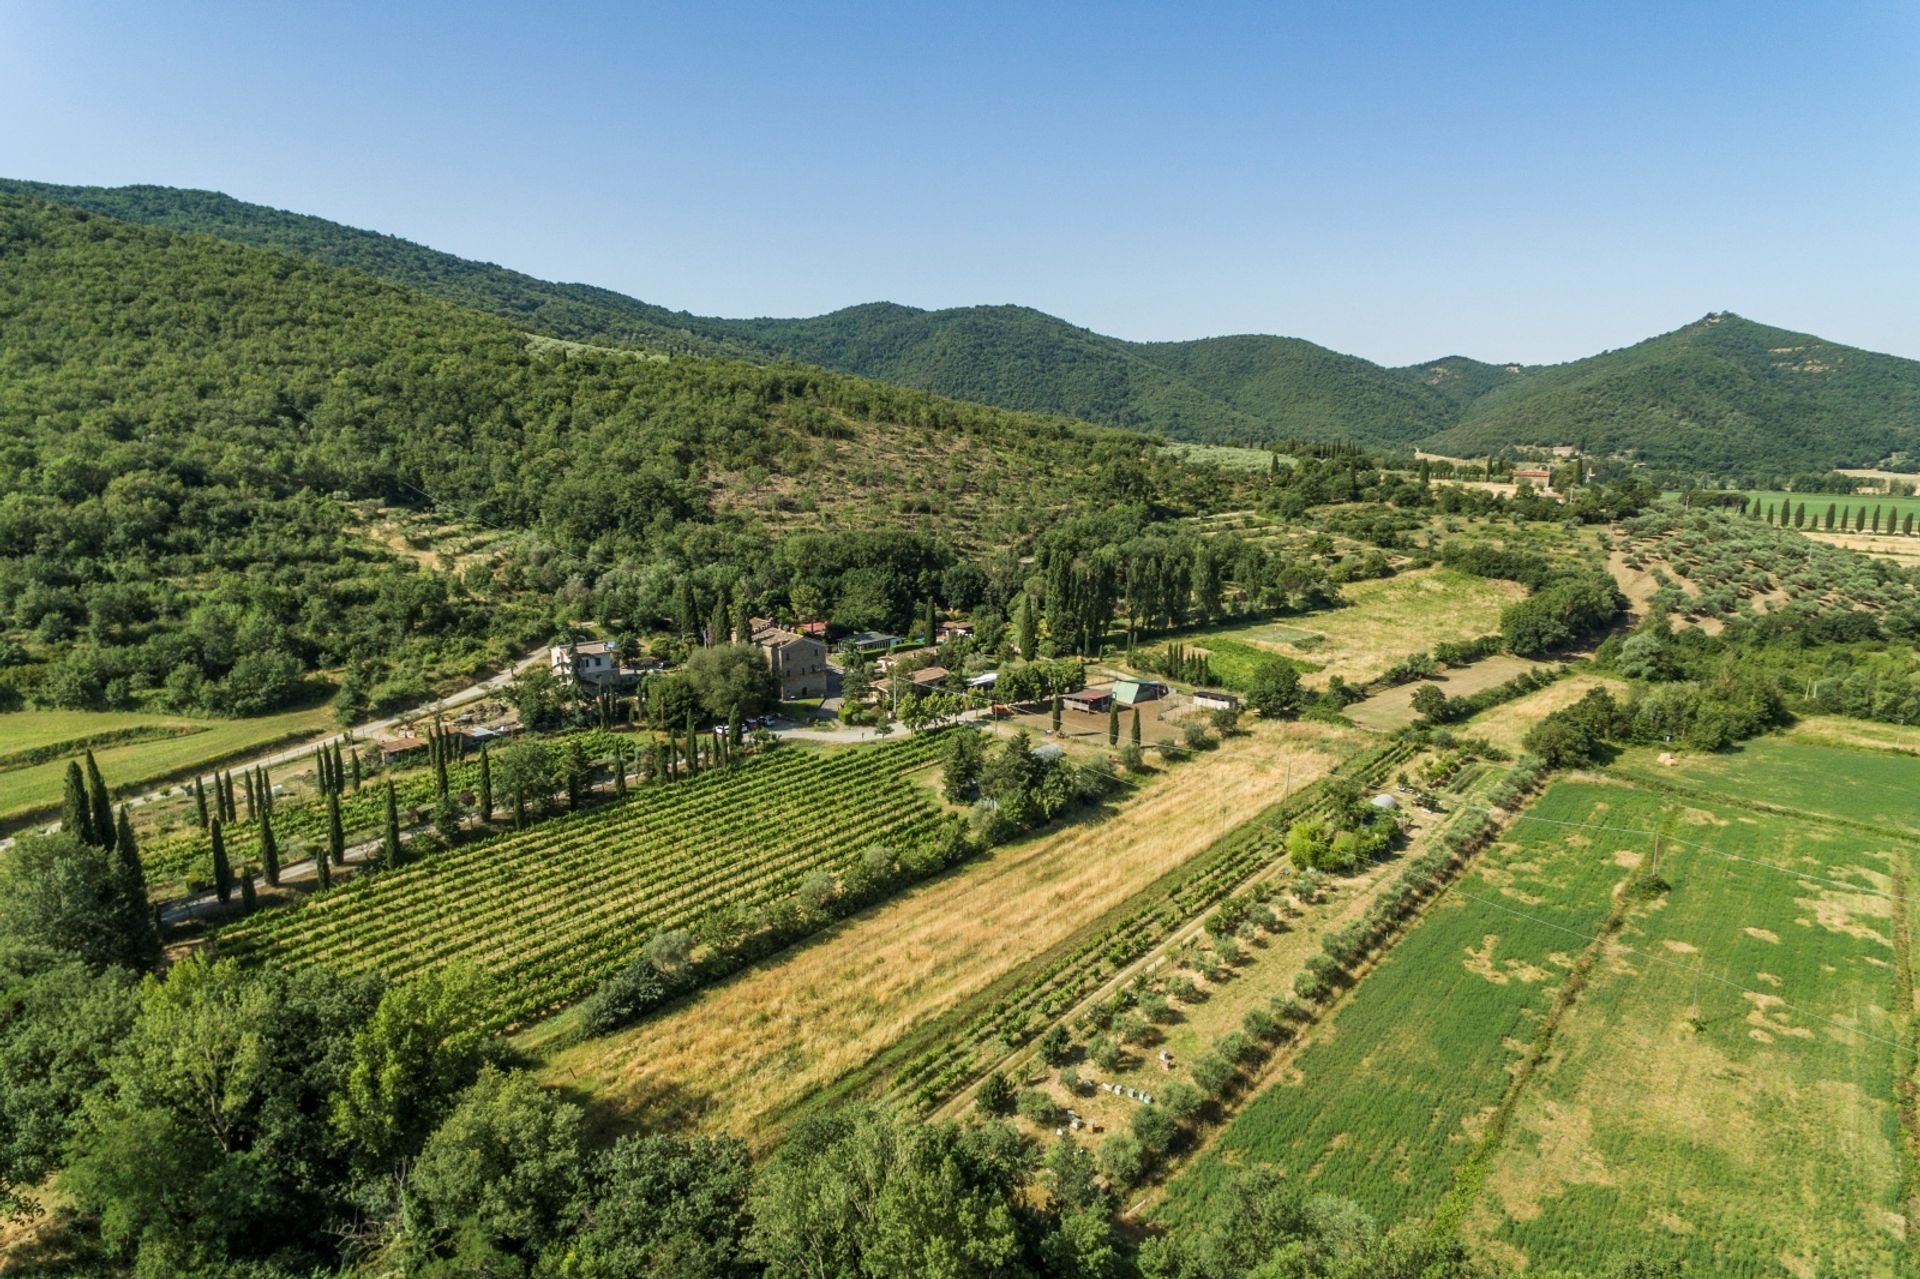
[1190,568,1525,687]
[0,703,337,824]
[1346,655,1547,732]
[1464,673,1630,754]
[538,718,1365,1146]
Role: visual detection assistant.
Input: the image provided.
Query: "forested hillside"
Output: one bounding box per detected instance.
[0,194,1204,717]
[1422,312,1920,474]
[10,180,1920,474]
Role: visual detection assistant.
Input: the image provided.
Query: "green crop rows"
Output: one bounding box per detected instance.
[216,737,952,1031]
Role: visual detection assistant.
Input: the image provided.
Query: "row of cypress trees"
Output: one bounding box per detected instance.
[60,750,161,966]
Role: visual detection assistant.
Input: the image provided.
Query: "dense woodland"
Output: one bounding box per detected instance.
[12,181,1920,477]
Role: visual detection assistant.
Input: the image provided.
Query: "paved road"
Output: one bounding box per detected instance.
[9,649,548,848]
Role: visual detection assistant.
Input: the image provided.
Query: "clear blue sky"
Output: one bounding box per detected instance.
[2,1,1915,365]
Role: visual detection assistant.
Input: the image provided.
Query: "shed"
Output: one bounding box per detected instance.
[1370,792,1399,811]
[1062,688,1113,713]
[380,735,429,762]
[1192,689,1239,711]
[1112,679,1167,706]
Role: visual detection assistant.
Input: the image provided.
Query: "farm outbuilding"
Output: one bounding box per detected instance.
[1193,689,1239,711]
[1063,688,1113,713]
[1112,679,1168,706]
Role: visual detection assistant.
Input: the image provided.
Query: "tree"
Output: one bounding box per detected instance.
[410,1064,586,1269]
[1107,701,1119,747]
[1246,657,1302,717]
[0,832,152,970]
[260,807,281,887]
[193,775,209,831]
[478,745,494,821]
[682,643,780,722]
[112,807,161,968]
[1051,694,1063,733]
[383,781,403,867]
[327,788,346,869]
[209,819,232,905]
[61,761,94,847]
[84,751,114,851]
[1130,706,1142,747]
[942,728,985,802]
[571,1134,754,1279]
[494,741,557,829]
[1410,683,1451,722]
[1014,593,1038,660]
[334,966,492,1175]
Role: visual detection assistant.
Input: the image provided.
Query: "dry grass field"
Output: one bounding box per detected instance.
[537,719,1365,1147]
[1465,673,1630,754]
[1185,568,1524,688]
[1346,655,1547,733]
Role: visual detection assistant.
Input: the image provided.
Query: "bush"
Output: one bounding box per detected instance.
[1131,1105,1178,1157]
[1058,1066,1083,1094]
[1098,1132,1146,1187]
[1116,742,1146,773]
[976,1071,1014,1115]
[1017,1089,1064,1126]
[1180,720,1214,750]
[1091,1037,1124,1071]
[1293,970,1331,1004]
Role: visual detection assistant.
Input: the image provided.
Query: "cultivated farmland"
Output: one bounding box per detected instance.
[217,737,956,1031]
[1162,738,1920,1277]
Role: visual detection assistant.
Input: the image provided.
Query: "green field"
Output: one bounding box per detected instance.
[217,737,957,1032]
[1164,739,1919,1275]
[1160,442,1287,472]
[0,703,337,825]
[1164,781,1633,1225]
[1739,489,1920,530]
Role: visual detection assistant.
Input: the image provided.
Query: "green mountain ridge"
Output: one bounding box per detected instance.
[7,177,1920,476]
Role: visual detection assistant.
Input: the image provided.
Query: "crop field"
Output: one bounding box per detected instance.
[1160,442,1287,472]
[218,736,955,1031]
[1610,733,1920,836]
[1162,781,1634,1226]
[539,719,1363,1146]
[1179,568,1524,687]
[1464,763,1913,1275]
[1739,489,1920,529]
[1163,736,1919,1276]
[0,702,337,825]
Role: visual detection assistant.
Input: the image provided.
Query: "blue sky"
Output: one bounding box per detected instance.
[2,1,1915,364]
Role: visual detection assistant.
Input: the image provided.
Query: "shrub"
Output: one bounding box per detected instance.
[1116,742,1146,773]
[1098,1132,1146,1187]
[1091,1037,1124,1071]
[1180,720,1214,750]
[1131,1105,1178,1157]
[976,1071,1014,1115]
[1058,1066,1082,1094]
[1293,970,1331,1004]
[1017,1089,1064,1126]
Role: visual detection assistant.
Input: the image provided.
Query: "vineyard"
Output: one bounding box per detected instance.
[140,729,631,890]
[216,736,955,1031]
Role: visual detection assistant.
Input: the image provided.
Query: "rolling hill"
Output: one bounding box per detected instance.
[8,178,1920,474]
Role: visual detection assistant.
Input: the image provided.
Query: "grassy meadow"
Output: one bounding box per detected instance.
[0,703,337,825]
[1739,489,1920,529]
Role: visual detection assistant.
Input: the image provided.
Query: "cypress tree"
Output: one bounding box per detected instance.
[1874,505,1883,533]
[240,865,257,912]
[434,736,450,803]
[1108,701,1119,747]
[261,807,281,886]
[1906,514,1914,536]
[1825,503,1836,530]
[1794,502,1806,528]
[314,829,332,890]
[225,772,239,822]
[685,717,698,777]
[210,819,233,905]
[728,707,742,747]
[613,742,628,797]
[85,751,114,849]
[1051,694,1062,733]
[243,768,256,822]
[259,765,273,813]
[332,742,347,792]
[194,775,209,830]
[924,597,937,646]
[113,807,161,968]
[479,746,494,820]
[350,748,362,791]
[383,781,402,869]
[62,761,94,846]
[1130,707,1142,747]
[327,790,345,867]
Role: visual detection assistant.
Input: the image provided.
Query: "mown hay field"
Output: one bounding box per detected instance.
[1182,568,1524,688]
